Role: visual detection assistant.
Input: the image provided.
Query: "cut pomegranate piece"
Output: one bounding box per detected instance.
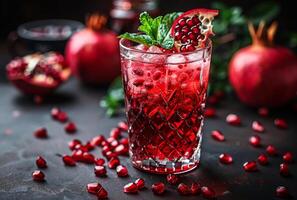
[201,186,216,199]
[134,178,145,189]
[116,165,128,177]
[94,166,107,177]
[87,182,102,194]
[90,135,105,147]
[95,158,105,166]
[108,157,120,169]
[118,121,128,131]
[152,182,165,195]
[257,154,268,165]
[68,139,81,151]
[36,156,47,168]
[34,127,48,138]
[32,170,45,181]
[266,145,277,156]
[252,121,265,133]
[204,107,216,118]
[64,122,77,133]
[166,174,180,185]
[211,130,225,141]
[226,114,241,126]
[123,182,138,193]
[191,182,201,195]
[62,155,76,166]
[219,153,233,164]
[249,135,261,147]
[97,187,108,199]
[283,152,293,163]
[177,183,190,195]
[280,163,290,176]
[110,128,121,139]
[276,186,290,198]
[243,161,257,172]
[171,8,219,51]
[258,107,269,117]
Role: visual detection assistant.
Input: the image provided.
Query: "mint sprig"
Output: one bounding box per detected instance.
[119,12,182,49]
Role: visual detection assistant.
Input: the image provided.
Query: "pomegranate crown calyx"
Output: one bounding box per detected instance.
[248,21,278,46]
[86,13,107,31]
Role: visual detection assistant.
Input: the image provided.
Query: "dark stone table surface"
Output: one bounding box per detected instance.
[0,79,296,200]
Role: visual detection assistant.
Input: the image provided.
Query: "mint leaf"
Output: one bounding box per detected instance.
[119,33,155,46]
[138,12,154,37]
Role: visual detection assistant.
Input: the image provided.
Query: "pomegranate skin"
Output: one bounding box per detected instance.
[65,29,120,85]
[229,46,297,107]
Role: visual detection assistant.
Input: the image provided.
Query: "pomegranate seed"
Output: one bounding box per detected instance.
[108,157,120,169]
[32,170,45,181]
[252,121,265,133]
[51,107,60,119]
[72,150,84,161]
[204,107,216,118]
[107,137,116,144]
[266,145,277,156]
[110,140,119,148]
[95,158,105,166]
[118,121,128,131]
[274,118,288,129]
[258,107,269,117]
[283,152,293,163]
[134,178,145,189]
[87,182,102,194]
[276,186,290,198]
[152,71,162,80]
[51,108,68,123]
[94,166,107,177]
[34,127,48,138]
[64,122,77,133]
[243,161,257,172]
[68,139,81,151]
[123,182,138,193]
[110,128,121,139]
[191,182,201,195]
[211,130,225,141]
[132,68,144,76]
[105,151,118,160]
[102,145,111,155]
[249,135,261,147]
[36,156,47,168]
[280,163,290,176]
[84,141,95,151]
[97,187,108,199]
[62,155,76,166]
[166,174,180,185]
[226,114,241,126]
[152,182,165,195]
[201,186,216,199]
[74,144,88,152]
[120,138,129,146]
[219,153,233,164]
[257,154,268,165]
[90,135,105,147]
[177,183,190,195]
[114,144,129,156]
[116,165,128,177]
[133,78,144,87]
[82,152,95,164]
[34,95,43,104]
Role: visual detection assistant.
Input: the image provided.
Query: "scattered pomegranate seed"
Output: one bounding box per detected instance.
[249,135,261,147]
[274,118,288,129]
[94,166,107,177]
[36,156,47,168]
[226,114,241,126]
[62,155,76,166]
[123,182,138,193]
[283,152,293,163]
[276,186,290,198]
[90,135,105,147]
[110,140,119,149]
[134,178,145,189]
[34,127,48,138]
[257,154,268,165]
[152,182,165,195]
[258,107,269,117]
[219,153,233,164]
[120,138,129,146]
[177,183,190,195]
[201,186,216,199]
[74,144,88,152]
[204,107,216,118]
[116,165,128,177]
[87,182,102,194]
[118,121,128,131]
[243,161,257,172]
[51,107,68,123]
[68,139,81,151]
[95,158,105,166]
[211,130,225,142]
[32,170,45,181]
[84,141,95,151]
[82,152,95,164]
[252,121,265,133]
[102,146,111,155]
[108,157,120,169]
[266,145,277,156]
[191,182,201,195]
[51,107,60,119]
[114,144,129,156]
[64,122,77,133]
[105,151,118,160]
[34,95,43,104]
[280,163,290,176]
[110,128,121,139]
[97,187,108,199]
[72,149,84,161]
[166,174,180,185]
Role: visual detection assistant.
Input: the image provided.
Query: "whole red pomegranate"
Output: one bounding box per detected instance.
[65,14,120,85]
[229,22,297,107]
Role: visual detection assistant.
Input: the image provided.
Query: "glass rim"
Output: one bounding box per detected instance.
[119,38,212,56]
